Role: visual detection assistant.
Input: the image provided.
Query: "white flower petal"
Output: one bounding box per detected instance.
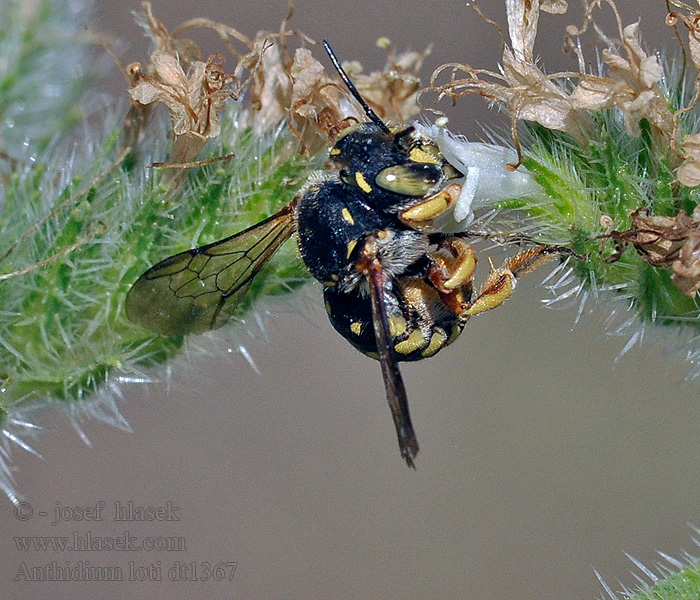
[415,122,541,226]
[454,166,479,223]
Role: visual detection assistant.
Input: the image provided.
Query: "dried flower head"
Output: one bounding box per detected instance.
[350,38,431,124]
[287,46,345,153]
[426,0,677,161]
[601,208,700,298]
[248,37,435,154]
[238,38,347,154]
[126,2,245,187]
[129,51,236,141]
[678,132,700,186]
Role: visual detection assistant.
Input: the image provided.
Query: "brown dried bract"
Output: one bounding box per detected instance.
[286,47,346,154]
[251,38,434,155]
[678,132,700,186]
[601,207,700,297]
[666,2,700,116]
[242,39,349,155]
[122,2,433,165]
[425,0,677,164]
[350,39,431,125]
[127,2,244,182]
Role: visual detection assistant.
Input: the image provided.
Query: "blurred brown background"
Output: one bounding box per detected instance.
[3,1,700,599]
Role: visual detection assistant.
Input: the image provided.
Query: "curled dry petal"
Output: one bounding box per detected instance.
[541,0,568,15]
[677,133,700,187]
[672,228,700,297]
[246,39,291,125]
[621,22,646,64]
[639,55,663,88]
[288,47,345,151]
[506,0,541,62]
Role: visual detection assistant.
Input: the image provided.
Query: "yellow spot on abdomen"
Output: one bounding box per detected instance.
[355,171,373,193]
[350,321,362,335]
[341,207,355,225]
[388,315,408,337]
[346,239,358,259]
[394,329,425,355]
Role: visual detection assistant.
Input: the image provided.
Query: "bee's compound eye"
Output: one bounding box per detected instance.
[376,164,440,197]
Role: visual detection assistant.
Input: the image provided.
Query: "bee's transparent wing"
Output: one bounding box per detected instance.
[126,203,296,336]
[360,239,419,468]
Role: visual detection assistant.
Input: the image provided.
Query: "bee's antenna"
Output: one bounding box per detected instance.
[322,39,390,134]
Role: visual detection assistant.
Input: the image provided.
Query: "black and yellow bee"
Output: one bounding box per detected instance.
[126,41,572,467]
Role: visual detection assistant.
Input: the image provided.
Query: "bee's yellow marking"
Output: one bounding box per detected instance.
[409,147,439,165]
[463,272,514,316]
[452,291,466,306]
[350,321,362,335]
[421,331,447,358]
[388,315,408,338]
[446,324,462,346]
[394,329,425,355]
[444,245,477,289]
[401,192,451,223]
[331,273,340,282]
[341,207,355,225]
[330,147,341,156]
[377,230,389,240]
[346,239,358,259]
[355,171,372,193]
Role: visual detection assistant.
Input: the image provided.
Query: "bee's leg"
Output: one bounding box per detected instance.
[399,183,462,229]
[461,245,580,317]
[426,237,476,317]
